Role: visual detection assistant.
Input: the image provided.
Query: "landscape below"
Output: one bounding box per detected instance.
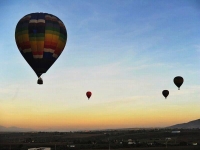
[1,119,200,150]
[0,128,200,150]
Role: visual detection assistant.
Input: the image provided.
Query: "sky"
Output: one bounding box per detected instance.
[0,0,200,131]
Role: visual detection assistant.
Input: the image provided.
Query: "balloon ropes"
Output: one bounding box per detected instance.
[15,13,67,84]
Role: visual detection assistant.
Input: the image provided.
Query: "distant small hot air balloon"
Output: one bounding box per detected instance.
[173,76,184,90]
[162,90,169,99]
[86,91,92,100]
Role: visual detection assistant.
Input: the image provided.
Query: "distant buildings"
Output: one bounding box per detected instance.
[171,131,180,133]
[165,137,171,140]
[67,145,75,148]
[127,139,136,145]
[28,148,51,150]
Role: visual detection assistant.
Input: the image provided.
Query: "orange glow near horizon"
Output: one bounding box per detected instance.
[1,100,199,131]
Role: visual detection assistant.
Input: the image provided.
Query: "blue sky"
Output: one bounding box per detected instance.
[0,0,200,131]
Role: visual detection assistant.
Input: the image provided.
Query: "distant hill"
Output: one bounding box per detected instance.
[1,119,200,132]
[167,119,200,129]
[0,125,33,132]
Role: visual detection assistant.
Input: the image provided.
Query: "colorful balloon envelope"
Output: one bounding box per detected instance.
[162,90,169,99]
[15,13,67,84]
[173,76,184,90]
[86,91,92,100]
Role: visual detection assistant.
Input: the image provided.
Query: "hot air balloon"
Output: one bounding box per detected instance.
[86,91,92,100]
[173,76,184,90]
[162,90,169,99]
[15,13,67,84]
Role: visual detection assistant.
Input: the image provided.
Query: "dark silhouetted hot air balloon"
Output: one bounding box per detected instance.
[86,91,92,100]
[173,76,184,90]
[162,90,169,99]
[15,13,67,84]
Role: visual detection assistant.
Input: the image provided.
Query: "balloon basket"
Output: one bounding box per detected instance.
[37,78,43,85]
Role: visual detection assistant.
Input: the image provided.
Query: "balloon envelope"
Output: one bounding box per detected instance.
[86,91,92,99]
[15,13,67,78]
[173,76,184,90]
[162,90,169,99]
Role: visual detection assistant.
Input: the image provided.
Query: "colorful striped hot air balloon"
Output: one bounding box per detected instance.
[15,13,67,84]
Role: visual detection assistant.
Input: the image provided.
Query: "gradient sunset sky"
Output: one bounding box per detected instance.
[0,0,200,131]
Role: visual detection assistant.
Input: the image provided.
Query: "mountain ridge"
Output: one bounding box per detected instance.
[167,119,200,129]
[0,125,33,132]
[1,118,200,132]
